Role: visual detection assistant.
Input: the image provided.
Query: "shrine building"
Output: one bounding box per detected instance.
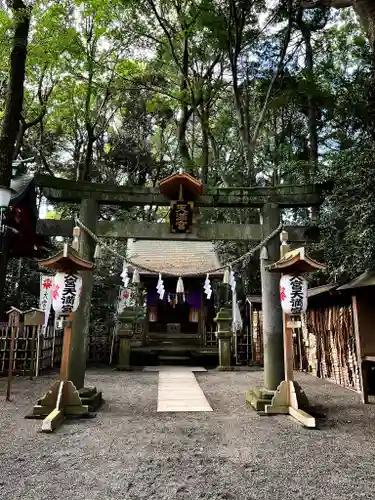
[127,238,222,363]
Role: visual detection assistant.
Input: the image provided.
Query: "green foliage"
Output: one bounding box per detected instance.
[320,144,375,280]
[1,0,375,310]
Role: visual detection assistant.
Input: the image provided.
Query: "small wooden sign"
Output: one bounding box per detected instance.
[189,308,199,323]
[148,306,157,322]
[170,201,193,233]
[287,320,302,329]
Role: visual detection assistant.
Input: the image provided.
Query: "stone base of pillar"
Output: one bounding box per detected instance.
[78,386,103,412]
[245,381,315,427]
[245,386,275,412]
[25,380,94,431]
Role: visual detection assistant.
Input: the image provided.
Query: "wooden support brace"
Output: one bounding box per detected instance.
[264,380,316,428]
[289,407,315,428]
[41,408,65,432]
[37,380,90,433]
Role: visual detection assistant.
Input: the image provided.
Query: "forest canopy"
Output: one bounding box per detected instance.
[1,0,374,310]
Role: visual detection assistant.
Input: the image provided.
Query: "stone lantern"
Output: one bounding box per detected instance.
[27,243,94,432]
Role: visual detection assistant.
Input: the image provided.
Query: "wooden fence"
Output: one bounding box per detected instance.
[249,304,361,393]
[301,305,361,392]
[0,325,63,377]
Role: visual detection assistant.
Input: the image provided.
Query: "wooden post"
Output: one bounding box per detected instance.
[35,326,41,377]
[51,322,56,368]
[59,312,73,381]
[215,308,233,371]
[6,327,16,401]
[29,326,36,380]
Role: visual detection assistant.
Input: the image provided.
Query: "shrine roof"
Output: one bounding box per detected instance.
[337,270,375,291]
[126,239,223,277]
[10,174,35,207]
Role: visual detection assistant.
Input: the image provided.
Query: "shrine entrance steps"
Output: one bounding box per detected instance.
[131,345,219,368]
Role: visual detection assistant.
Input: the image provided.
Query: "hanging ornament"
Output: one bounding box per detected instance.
[156,273,165,300]
[120,262,129,287]
[229,269,236,293]
[223,267,230,285]
[132,268,140,284]
[204,274,212,300]
[176,277,184,294]
[94,244,101,260]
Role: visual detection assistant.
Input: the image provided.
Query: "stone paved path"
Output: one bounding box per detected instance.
[156,367,213,412]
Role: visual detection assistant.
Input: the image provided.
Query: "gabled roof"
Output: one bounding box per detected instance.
[337,270,375,291]
[126,239,223,277]
[10,174,35,206]
[6,307,24,315]
[308,283,339,297]
[24,308,45,314]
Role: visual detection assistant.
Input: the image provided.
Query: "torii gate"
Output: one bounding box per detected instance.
[34,172,325,412]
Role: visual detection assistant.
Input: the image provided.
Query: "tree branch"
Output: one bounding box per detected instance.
[301,0,354,8]
[249,0,294,162]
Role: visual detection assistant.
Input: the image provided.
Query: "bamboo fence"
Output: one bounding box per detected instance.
[248,305,360,393]
[302,305,361,392]
[0,324,63,377]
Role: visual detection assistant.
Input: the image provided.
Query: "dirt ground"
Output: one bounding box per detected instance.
[1,368,375,500]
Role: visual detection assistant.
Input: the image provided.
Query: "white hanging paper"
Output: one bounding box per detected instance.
[132,268,140,284]
[156,273,165,300]
[204,274,212,300]
[232,289,243,332]
[121,262,129,287]
[178,280,184,293]
[229,269,236,293]
[223,268,230,285]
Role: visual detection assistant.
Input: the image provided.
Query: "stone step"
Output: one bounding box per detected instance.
[159,355,190,360]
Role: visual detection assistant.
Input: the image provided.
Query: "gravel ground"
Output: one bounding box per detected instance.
[1,368,375,500]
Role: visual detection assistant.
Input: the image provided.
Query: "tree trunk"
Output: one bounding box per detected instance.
[178,33,193,172]
[300,24,318,179]
[355,1,375,138]
[200,105,209,185]
[0,1,31,187]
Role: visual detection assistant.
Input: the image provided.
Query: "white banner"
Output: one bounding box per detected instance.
[39,275,53,311]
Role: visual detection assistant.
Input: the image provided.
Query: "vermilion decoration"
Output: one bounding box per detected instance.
[42,278,53,289]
